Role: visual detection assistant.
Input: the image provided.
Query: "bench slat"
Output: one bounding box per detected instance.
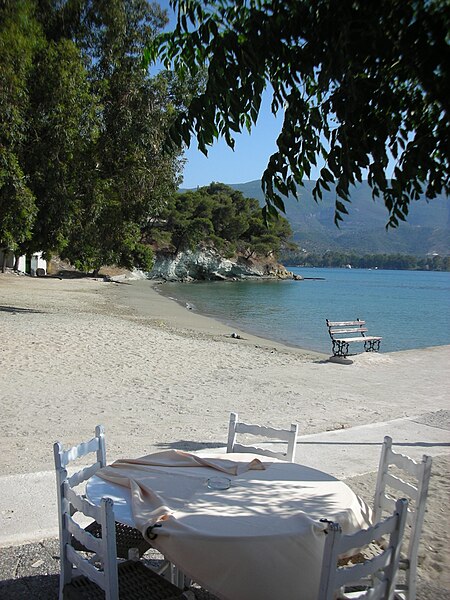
[329,328,368,334]
[327,320,366,326]
[337,336,382,342]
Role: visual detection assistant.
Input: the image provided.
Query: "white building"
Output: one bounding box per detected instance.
[0,250,47,275]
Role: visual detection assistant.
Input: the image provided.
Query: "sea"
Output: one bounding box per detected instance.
[158,268,450,354]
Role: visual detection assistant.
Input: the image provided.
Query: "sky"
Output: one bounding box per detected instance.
[181,95,296,189]
[155,1,323,189]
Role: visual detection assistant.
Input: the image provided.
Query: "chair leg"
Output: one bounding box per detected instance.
[170,563,186,588]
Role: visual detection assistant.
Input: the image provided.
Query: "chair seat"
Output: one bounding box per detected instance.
[63,560,187,599]
[72,521,151,559]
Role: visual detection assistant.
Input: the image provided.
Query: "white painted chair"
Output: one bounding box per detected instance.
[319,498,409,600]
[54,426,151,561]
[226,412,298,462]
[373,436,432,600]
[55,462,192,600]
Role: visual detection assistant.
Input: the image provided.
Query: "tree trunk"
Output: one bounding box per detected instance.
[13,254,20,271]
[1,251,7,273]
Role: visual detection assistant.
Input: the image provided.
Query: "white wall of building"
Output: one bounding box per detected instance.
[0,251,46,275]
[30,252,47,276]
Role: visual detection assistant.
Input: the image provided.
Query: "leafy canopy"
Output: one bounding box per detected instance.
[1,0,194,273]
[147,0,450,227]
[0,0,41,254]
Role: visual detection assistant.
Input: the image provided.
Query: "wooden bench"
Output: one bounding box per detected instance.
[326,319,382,357]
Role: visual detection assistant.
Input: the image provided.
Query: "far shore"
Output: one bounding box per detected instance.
[0,272,449,594]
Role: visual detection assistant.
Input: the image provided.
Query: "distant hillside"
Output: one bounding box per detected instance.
[226,180,450,256]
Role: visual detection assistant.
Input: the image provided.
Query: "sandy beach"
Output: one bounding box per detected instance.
[0,272,449,597]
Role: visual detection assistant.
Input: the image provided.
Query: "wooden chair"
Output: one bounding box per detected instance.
[319,498,408,600]
[54,426,151,560]
[56,466,192,600]
[373,436,432,600]
[226,412,298,462]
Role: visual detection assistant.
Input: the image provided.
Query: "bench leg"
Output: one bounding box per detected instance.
[332,340,349,357]
[364,339,381,352]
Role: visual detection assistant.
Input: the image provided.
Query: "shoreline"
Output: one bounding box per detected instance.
[145,270,450,355]
[107,276,450,357]
[154,279,325,354]
[152,278,450,356]
[105,277,326,358]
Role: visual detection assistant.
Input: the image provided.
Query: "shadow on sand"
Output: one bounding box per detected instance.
[0,305,46,314]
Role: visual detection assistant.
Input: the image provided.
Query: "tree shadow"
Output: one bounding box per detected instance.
[297,440,450,448]
[0,305,46,314]
[54,270,95,279]
[53,271,133,284]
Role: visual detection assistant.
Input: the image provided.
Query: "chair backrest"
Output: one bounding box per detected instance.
[57,468,119,599]
[319,498,409,600]
[373,436,432,600]
[54,424,106,479]
[54,425,109,599]
[226,412,298,462]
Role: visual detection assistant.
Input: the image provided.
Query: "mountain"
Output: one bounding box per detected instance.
[227,180,449,256]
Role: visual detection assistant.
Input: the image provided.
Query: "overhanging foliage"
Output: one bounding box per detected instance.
[147,0,450,227]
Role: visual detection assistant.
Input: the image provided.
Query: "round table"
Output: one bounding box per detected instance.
[86,452,371,600]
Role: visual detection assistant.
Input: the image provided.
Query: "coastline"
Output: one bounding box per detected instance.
[105,277,325,358]
[0,273,449,594]
[147,268,450,354]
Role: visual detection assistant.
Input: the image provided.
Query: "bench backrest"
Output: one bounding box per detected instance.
[326,319,368,339]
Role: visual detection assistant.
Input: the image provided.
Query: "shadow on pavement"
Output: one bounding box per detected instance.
[0,574,59,599]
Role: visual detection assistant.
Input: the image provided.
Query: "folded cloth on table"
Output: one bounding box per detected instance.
[111,449,268,475]
[96,450,270,534]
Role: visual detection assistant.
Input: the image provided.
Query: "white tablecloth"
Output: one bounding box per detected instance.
[86,451,372,600]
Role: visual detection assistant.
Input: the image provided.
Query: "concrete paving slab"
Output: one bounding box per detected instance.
[296,410,450,479]
[0,472,59,548]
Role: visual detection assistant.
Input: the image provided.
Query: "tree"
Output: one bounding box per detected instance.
[148,0,450,227]
[0,0,193,274]
[28,0,187,273]
[20,37,99,260]
[155,183,293,257]
[0,0,40,269]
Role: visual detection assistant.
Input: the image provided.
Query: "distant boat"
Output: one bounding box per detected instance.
[345,264,352,269]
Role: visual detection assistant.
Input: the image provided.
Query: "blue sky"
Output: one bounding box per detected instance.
[156,1,323,189]
[181,94,295,188]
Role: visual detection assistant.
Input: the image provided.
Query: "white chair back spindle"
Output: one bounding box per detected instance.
[319,497,409,600]
[227,412,298,462]
[54,426,108,598]
[373,436,432,600]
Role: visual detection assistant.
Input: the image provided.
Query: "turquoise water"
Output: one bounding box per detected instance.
[158,268,450,353]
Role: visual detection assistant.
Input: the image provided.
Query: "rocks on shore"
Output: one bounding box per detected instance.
[147,248,300,282]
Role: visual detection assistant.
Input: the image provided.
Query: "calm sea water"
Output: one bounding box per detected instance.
[158,268,450,353]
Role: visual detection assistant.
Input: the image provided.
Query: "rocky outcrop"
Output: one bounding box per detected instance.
[148,248,294,282]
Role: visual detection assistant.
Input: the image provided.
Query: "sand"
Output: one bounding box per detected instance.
[0,272,449,596]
